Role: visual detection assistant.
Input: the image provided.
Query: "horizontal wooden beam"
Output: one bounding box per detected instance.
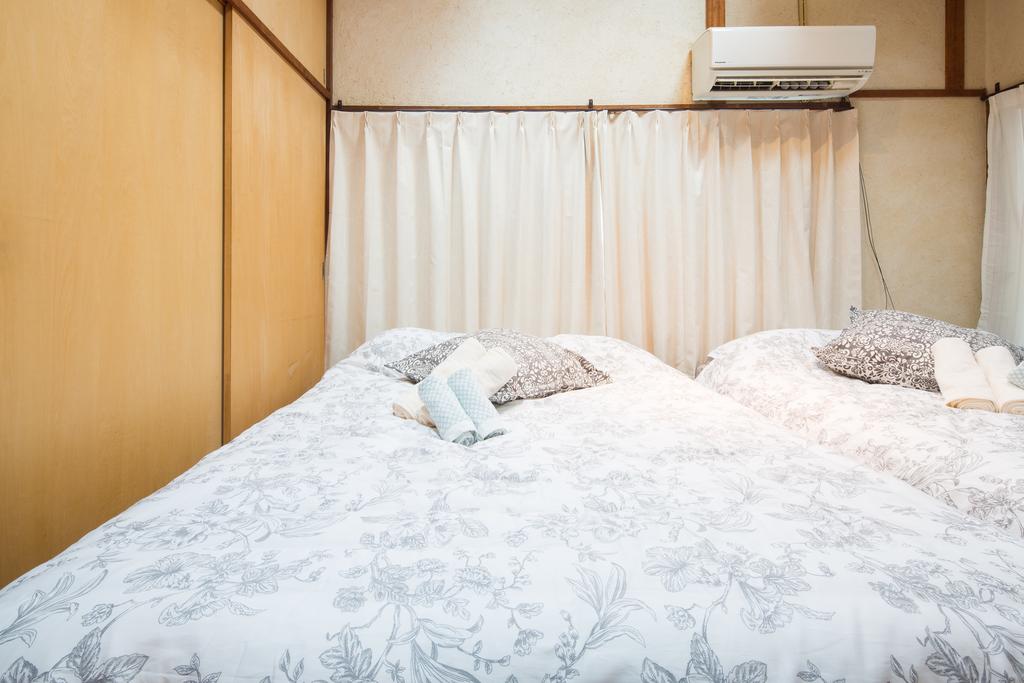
[225,0,329,101]
[852,88,985,98]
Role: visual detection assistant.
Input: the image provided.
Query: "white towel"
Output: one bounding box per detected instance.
[392,341,519,426]
[392,338,487,420]
[976,346,1024,415]
[416,348,518,426]
[932,337,996,412]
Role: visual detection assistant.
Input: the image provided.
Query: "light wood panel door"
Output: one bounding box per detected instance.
[246,0,328,86]
[0,0,223,585]
[225,13,326,440]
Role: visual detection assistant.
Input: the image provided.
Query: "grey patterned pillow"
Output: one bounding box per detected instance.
[813,307,1024,392]
[1010,362,1024,391]
[386,329,610,404]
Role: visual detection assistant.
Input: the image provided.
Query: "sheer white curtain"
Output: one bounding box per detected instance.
[327,108,861,370]
[328,111,599,363]
[979,88,1024,344]
[593,109,861,371]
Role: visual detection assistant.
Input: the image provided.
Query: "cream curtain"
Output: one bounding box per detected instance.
[593,109,861,371]
[328,109,861,371]
[979,88,1024,344]
[328,111,599,362]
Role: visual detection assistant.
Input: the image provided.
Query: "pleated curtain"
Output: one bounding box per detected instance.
[593,109,861,370]
[327,108,861,372]
[978,88,1024,344]
[328,111,599,362]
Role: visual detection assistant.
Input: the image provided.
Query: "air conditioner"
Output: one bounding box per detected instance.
[692,26,875,101]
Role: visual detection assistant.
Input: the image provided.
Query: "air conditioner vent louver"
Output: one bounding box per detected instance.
[711,80,774,91]
[692,26,876,101]
[710,78,840,92]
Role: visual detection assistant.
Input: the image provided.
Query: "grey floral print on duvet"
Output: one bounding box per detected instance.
[699,327,1024,540]
[3,328,1024,682]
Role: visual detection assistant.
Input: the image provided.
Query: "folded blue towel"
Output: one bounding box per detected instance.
[417,375,478,446]
[448,368,508,440]
[1011,361,1024,390]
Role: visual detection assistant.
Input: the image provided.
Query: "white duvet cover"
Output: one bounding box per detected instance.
[699,328,1024,540]
[3,329,1024,683]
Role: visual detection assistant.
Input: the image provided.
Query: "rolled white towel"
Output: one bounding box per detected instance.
[416,348,518,426]
[393,338,487,420]
[932,337,996,412]
[976,346,1024,415]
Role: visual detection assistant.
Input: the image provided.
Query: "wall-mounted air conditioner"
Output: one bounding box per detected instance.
[692,26,876,101]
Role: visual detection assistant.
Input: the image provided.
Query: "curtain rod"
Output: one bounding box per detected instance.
[982,79,1024,101]
[332,99,855,113]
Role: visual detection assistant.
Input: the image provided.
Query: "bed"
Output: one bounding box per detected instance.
[698,328,1024,540]
[3,328,1024,682]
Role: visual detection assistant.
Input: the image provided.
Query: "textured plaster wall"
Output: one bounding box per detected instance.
[985,0,1024,90]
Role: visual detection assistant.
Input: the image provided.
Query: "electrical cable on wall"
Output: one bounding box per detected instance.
[860,163,895,309]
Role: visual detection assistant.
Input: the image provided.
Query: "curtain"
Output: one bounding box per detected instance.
[593,109,861,371]
[979,88,1024,344]
[328,111,600,361]
[328,109,861,371]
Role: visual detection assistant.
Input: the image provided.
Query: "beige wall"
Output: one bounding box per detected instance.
[857,99,986,323]
[986,0,1024,90]
[333,0,990,326]
[334,0,702,105]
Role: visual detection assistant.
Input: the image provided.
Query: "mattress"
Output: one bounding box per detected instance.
[698,328,1024,540]
[2,328,1024,682]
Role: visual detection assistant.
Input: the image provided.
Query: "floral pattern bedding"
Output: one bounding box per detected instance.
[3,328,1024,683]
[699,328,1024,540]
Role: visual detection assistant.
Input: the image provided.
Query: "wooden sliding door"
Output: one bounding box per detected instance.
[0,0,223,584]
[224,7,327,440]
[245,0,329,88]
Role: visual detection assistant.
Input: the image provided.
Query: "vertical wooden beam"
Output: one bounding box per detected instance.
[945,0,965,90]
[222,7,234,444]
[706,0,725,28]
[325,0,332,247]
[326,0,333,96]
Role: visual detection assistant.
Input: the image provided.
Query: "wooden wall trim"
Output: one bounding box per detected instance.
[853,88,984,98]
[325,0,333,249]
[326,0,333,97]
[706,0,725,28]
[222,8,234,444]
[945,0,965,91]
[225,0,329,100]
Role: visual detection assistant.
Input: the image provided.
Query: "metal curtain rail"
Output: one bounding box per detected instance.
[331,100,855,113]
[982,79,1024,101]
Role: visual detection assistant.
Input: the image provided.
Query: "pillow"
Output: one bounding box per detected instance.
[1010,362,1024,391]
[813,307,1024,392]
[386,329,610,404]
